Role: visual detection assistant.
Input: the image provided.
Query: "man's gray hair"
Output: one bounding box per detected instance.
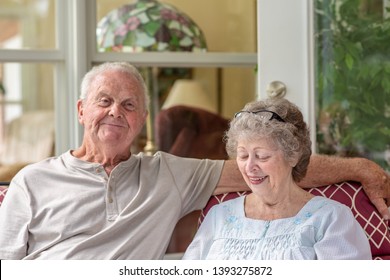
[79,62,150,109]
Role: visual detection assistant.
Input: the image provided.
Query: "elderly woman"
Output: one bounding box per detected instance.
[182,98,372,260]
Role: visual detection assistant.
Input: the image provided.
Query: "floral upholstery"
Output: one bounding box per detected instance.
[199,181,390,260]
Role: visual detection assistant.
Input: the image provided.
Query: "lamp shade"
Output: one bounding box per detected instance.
[162,79,217,113]
[96,0,207,52]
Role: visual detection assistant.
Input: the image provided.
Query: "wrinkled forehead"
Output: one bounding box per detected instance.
[96,70,140,86]
[90,71,143,97]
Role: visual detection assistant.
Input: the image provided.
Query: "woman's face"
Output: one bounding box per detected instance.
[236,137,294,196]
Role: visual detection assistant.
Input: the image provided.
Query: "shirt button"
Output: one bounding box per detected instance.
[108,198,113,203]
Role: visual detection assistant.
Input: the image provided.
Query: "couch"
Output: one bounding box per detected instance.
[1,181,389,259]
[0,183,7,206]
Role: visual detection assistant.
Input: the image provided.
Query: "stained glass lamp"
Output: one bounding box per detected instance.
[96,0,207,53]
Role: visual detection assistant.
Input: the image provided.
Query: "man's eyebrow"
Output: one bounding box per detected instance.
[123,96,138,102]
[94,91,111,98]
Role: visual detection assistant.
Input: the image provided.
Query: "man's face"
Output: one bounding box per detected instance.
[77,70,147,147]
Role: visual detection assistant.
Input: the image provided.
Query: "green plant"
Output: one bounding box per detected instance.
[0,82,5,95]
[315,0,390,169]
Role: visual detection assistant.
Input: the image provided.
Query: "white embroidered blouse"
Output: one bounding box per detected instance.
[182,196,371,260]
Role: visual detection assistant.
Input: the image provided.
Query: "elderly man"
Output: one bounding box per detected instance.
[0,62,388,259]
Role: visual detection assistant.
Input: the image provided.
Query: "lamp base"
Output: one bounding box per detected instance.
[144,139,157,156]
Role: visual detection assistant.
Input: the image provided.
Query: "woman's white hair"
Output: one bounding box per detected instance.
[225,98,312,183]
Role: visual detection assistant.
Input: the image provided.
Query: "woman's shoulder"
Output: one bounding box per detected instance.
[307,195,347,208]
[208,195,246,216]
[301,195,352,218]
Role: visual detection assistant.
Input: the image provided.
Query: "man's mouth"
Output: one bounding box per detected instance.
[101,122,126,128]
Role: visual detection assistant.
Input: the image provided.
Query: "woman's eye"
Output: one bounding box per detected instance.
[257,155,270,161]
[237,154,248,160]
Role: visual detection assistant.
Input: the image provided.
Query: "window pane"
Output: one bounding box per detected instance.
[96,0,257,53]
[0,63,55,177]
[314,0,390,172]
[0,0,56,50]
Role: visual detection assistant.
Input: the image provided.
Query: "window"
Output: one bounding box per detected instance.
[0,0,59,169]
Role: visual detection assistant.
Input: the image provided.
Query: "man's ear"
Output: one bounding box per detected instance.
[77,99,84,125]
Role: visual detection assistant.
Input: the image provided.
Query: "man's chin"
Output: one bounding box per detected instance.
[99,133,126,143]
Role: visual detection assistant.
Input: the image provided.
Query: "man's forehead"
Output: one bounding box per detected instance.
[92,72,140,90]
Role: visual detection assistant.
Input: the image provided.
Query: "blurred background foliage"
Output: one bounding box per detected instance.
[315,0,390,170]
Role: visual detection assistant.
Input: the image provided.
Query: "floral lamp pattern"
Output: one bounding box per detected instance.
[96,0,208,52]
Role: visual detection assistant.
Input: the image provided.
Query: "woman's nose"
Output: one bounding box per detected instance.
[246,157,259,172]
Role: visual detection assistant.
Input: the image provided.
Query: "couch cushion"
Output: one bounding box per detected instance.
[0,185,9,207]
[199,181,390,260]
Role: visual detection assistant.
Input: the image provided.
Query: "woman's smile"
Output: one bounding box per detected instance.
[248,175,268,185]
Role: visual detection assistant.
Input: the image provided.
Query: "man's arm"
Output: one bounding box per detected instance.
[300,154,390,219]
[215,154,390,219]
[213,160,247,195]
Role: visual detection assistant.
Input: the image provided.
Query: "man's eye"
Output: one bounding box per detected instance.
[124,102,135,111]
[98,99,111,106]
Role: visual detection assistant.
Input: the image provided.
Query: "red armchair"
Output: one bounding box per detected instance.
[155,105,229,160]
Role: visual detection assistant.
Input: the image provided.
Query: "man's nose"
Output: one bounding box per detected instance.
[109,103,122,118]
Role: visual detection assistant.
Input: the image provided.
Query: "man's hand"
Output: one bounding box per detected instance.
[358,159,390,220]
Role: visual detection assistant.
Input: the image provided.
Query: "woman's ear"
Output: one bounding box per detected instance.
[289,152,300,167]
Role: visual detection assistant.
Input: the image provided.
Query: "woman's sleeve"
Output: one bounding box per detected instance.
[314,204,372,260]
[182,206,217,260]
